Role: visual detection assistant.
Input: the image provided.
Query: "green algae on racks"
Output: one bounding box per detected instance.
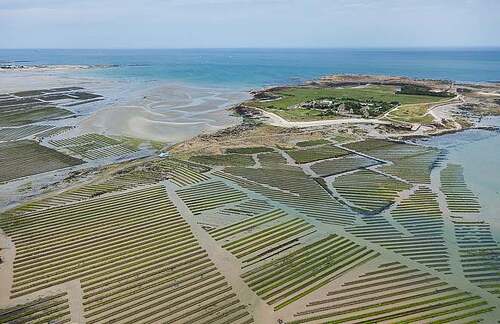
[440,164,481,213]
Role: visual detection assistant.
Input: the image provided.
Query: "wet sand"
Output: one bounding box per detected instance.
[79,83,249,143]
[0,72,251,144]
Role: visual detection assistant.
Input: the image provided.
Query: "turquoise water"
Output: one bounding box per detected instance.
[1,48,500,88]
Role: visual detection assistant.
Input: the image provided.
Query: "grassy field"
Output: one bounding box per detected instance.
[265,108,340,121]
[0,140,83,182]
[248,85,448,121]
[386,103,435,124]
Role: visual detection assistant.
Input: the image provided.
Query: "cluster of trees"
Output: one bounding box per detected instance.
[398,85,454,97]
[302,97,398,118]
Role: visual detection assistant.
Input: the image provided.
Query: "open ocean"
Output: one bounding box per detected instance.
[1,48,500,88]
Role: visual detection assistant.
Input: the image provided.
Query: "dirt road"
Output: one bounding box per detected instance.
[256,108,391,128]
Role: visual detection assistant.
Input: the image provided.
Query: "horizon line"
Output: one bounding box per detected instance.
[1,46,500,51]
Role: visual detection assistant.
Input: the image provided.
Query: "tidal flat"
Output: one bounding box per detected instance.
[1,69,500,323]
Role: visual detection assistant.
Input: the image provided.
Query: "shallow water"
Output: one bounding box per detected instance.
[2,48,500,88]
[415,117,500,239]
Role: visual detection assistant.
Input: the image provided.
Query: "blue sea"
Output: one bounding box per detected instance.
[1,48,500,89]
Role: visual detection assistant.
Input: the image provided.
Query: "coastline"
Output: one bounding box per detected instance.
[2,64,500,323]
[3,66,500,143]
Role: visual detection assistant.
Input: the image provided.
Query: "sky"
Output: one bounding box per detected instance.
[1,0,499,48]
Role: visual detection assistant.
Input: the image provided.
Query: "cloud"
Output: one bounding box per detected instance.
[1,0,499,48]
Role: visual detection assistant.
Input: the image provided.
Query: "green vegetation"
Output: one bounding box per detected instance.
[398,84,455,97]
[215,199,275,220]
[34,126,73,140]
[386,103,436,124]
[211,209,287,241]
[225,146,274,154]
[5,85,499,322]
[440,164,481,213]
[251,85,444,110]
[345,139,444,184]
[112,136,165,151]
[247,85,447,121]
[311,155,379,176]
[50,133,137,160]
[295,139,330,147]
[381,148,443,184]
[290,261,495,323]
[0,106,73,127]
[216,210,316,264]
[0,140,83,183]
[330,133,357,144]
[11,159,209,215]
[220,166,357,226]
[177,181,247,215]
[0,124,54,141]
[0,186,253,323]
[258,152,290,168]
[12,159,209,214]
[301,97,397,117]
[333,169,411,213]
[0,88,103,127]
[150,140,165,151]
[286,145,350,164]
[189,154,255,167]
[0,293,71,323]
[390,188,450,272]
[343,138,395,152]
[346,214,452,273]
[455,222,500,298]
[112,136,145,149]
[266,107,335,122]
[241,234,379,311]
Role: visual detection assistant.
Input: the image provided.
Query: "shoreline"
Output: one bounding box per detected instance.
[2,69,499,146]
